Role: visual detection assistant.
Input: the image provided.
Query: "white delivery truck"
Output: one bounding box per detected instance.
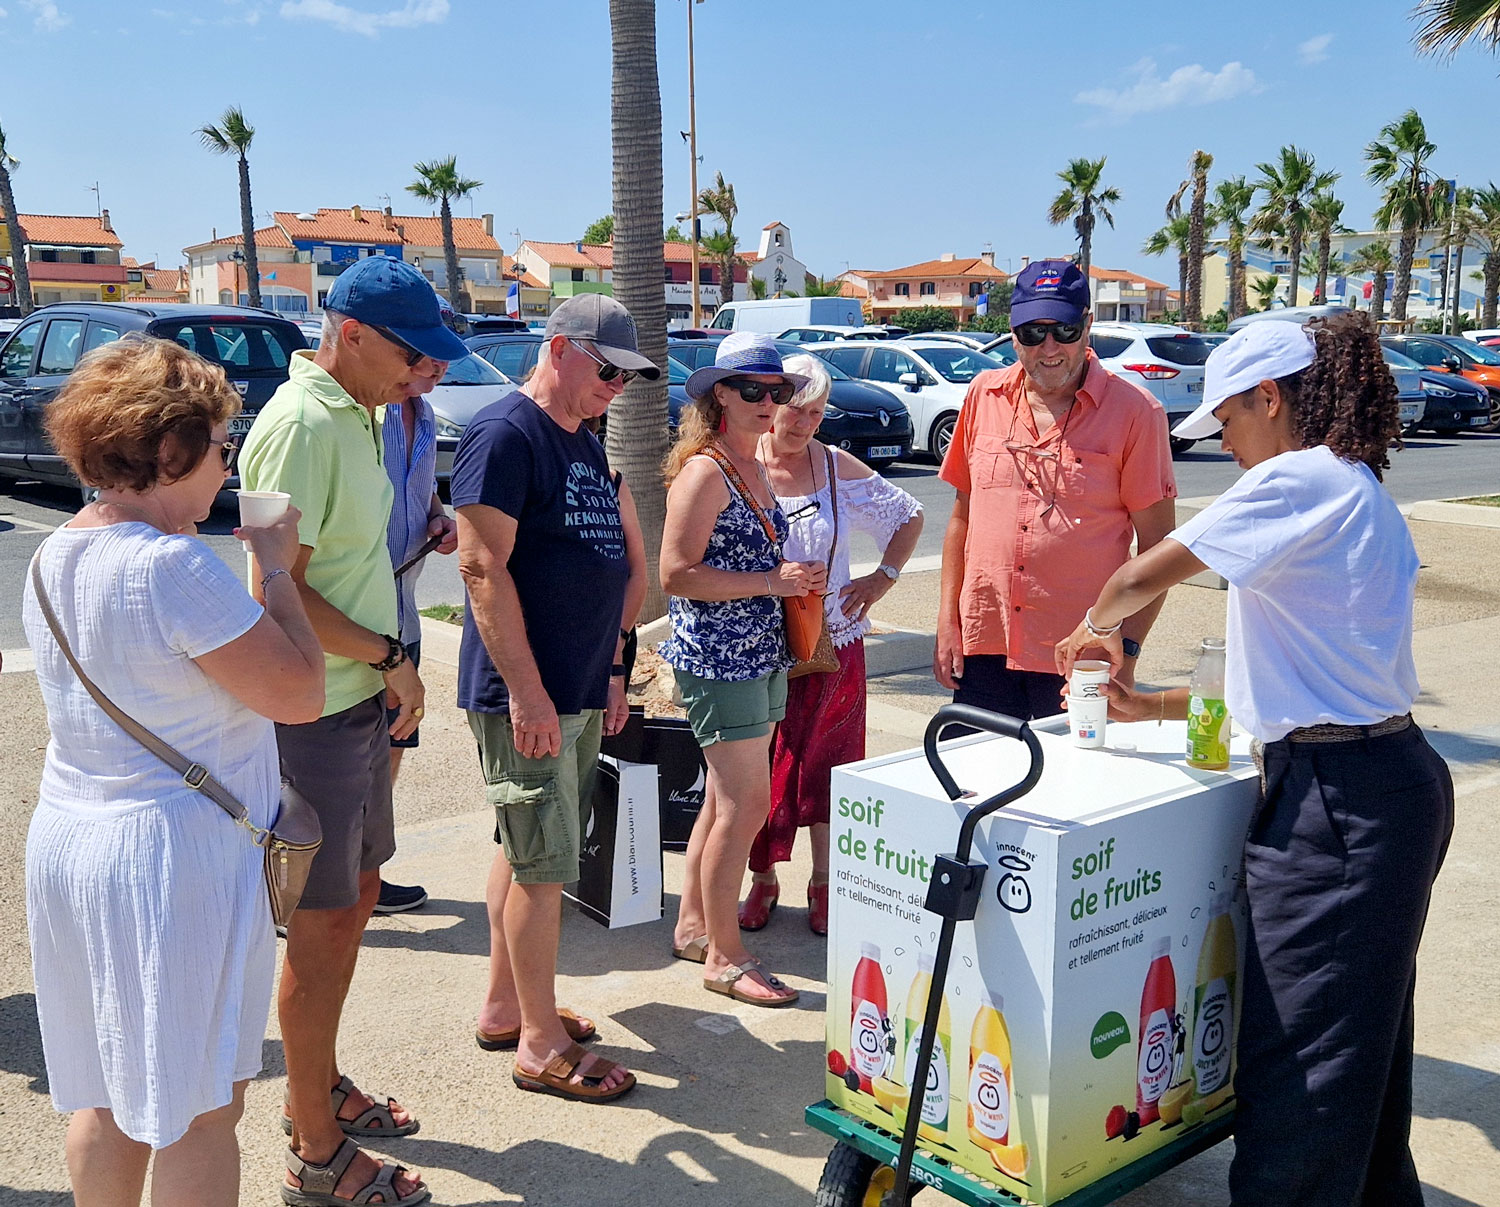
[708,296,865,334]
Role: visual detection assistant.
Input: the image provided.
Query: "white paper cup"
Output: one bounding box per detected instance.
[237,490,290,552]
[1069,659,1111,749]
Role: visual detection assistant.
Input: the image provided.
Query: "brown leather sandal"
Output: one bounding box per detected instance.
[512,1041,637,1103]
[671,934,709,963]
[280,1074,419,1138]
[281,1138,429,1206]
[476,1007,598,1051]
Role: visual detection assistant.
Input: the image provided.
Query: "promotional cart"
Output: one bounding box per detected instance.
[809,705,1260,1205]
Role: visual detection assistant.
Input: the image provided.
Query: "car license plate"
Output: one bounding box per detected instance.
[229,414,256,436]
[1472,415,1490,426]
[1186,381,1203,394]
[868,445,901,459]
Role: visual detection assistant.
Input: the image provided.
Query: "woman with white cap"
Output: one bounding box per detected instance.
[1055,312,1453,1205]
[660,333,827,1006]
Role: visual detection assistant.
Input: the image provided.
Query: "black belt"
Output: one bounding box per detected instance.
[1283,714,1413,744]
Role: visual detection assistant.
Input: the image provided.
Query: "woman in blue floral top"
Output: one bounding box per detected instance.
[660,334,825,1007]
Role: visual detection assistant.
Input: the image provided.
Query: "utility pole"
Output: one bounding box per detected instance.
[687,0,702,327]
[1442,178,1458,335]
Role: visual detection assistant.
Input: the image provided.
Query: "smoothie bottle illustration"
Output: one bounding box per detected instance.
[902,951,954,1146]
[1186,637,1231,770]
[966,990,1013,1153]
[1136,936,1177,1125]
[848,942,890,1093]
[1191,892,1238,1112]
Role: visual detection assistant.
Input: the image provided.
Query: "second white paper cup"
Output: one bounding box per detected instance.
[1069,659,1111,749]
[237,490,290,553]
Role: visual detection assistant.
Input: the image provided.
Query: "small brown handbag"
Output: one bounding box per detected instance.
[786,445,841,679]
[30,556,322,928]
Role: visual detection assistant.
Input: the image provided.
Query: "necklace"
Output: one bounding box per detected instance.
[93,497,171,532]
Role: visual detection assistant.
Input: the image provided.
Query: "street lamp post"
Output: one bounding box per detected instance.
[229,249,245,306]
[687,0,702,327]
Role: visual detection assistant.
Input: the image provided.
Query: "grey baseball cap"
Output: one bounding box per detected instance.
[545,293,661,379]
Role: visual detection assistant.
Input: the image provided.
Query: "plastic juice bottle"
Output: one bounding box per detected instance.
[902,951,954,1146]
[967,990,1014,1154]
[1192,892,1238,1112]
[848,943,889,1093]
[1136,936,1177,1126]
[1187,637,1231,770]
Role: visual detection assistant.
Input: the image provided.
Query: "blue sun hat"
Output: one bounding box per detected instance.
[684,332,812,400]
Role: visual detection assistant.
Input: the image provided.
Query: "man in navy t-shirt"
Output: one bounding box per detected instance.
[451,293,656,1102]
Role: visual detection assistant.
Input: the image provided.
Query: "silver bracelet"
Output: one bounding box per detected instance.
[1084,608,1122,638]
[763,573,773,596]
[260,568,291,591]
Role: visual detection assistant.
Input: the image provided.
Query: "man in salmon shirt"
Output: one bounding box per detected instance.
[934,259,1177,718]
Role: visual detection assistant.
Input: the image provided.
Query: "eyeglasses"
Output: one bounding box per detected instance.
[721,376,795,405]
[211,438,239,474]
[570,339,637,386]
[784,499,822,522]
[370,324,447,371]
[1013,321,1085,347]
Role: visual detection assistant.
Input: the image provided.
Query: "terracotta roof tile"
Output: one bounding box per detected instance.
[199,224,295,250]
[1089,265,1169,290]
[272,209,499,252]
[144,267,187,293]
[762,220,783,230]
[523,239,613,269]
[860,256,1004,280]
[0,211,124,248]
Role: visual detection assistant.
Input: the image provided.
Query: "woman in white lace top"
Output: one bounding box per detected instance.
[741,354,923,935]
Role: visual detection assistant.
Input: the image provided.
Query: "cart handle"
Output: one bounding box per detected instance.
[923,704,1044,862]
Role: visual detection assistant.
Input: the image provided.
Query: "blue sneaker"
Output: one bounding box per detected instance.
[375,880,429,914]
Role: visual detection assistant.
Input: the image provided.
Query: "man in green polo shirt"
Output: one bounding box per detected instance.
[240,255,467,1205]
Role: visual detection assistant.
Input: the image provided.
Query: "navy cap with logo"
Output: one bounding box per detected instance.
[323,254,470,363]
[1010,259,1091,327]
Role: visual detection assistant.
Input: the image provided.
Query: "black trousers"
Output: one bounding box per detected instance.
[1231,724,1454,1207]
[951,653,1066,723]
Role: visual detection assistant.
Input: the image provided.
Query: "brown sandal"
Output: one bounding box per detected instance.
[476,1007,598,1051]
[281,1138,429,1206]
[280,1074,419,1138]
[512,1041,637,1103]
[672,934,709,964]
[704,962,800,1007]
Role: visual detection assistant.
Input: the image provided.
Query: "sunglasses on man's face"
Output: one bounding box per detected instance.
[721,376,795,405]
[1014,321,1085,347]
[569,339,637,386]
[371,324,446,370]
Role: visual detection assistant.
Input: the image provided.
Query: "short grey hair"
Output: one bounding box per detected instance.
[320,308,348,349]
[782,353,831,408]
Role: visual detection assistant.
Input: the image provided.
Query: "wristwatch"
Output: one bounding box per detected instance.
[1121,637,1142,658]
[369,634,407,672]
[878,563,900,582]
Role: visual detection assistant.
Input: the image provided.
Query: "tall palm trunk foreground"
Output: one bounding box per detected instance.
[440,197,464,313]
[236,152,260,308]
[607,0,670,621]
[198,107,262,310]
[1185,150,1212,325]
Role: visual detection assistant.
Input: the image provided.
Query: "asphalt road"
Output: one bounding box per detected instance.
[3,432,1497,650]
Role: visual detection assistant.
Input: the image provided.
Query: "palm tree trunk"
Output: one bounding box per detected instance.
[239,153,261,310]
[1286,229,1302,308]
[1186,179,1206,325]
[1392,225,1417,322]
[1177,254,1187,317]
[1450,244,1465,331]
[1373,272,1388,323]
[1484,254,1499,328]
[0,168,34,315]
[441,198,465,313]
[1229,251,1246,320]
[1079,198,1092,283]
[607,0,670,621]
[1315,230,1331,304]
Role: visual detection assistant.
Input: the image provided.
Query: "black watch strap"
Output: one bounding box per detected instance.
[1121,637,1142,658]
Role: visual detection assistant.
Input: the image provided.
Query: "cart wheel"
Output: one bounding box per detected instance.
[815,1141,921,1206]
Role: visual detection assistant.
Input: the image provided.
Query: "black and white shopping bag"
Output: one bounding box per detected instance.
[565,755,663,928]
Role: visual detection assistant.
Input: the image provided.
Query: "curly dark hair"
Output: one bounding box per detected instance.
[1275,312,1401,480]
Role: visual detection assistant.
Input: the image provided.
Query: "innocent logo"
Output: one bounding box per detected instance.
[995,853,1032,914]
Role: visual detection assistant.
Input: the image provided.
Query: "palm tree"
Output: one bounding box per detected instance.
[1252,145,1338,309]
[1469,183,1500,328]
[607,0,670,619]
[803,274,844,297]
[1431,184,1477,325]
[198,106,263,310]
[1048,156,1120,284]
[1348,242,1395,321]
[1306,191,1349,304]
[697,170,740,306]
[1211,175,1256,320]
[1166,150,1214,324]
[1365,109,1439,324]
[1412,0,1500,55]
[1251,274,1282,312]
[407,156,483,313]
[1142,214,1193,314]
[0,121,34,316]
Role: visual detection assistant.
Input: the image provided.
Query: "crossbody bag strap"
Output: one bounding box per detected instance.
[823,444,839,570]
[700,445,781,551]
[28,554,265,841]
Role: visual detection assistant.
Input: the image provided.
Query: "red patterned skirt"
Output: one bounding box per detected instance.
[750,639,867,872]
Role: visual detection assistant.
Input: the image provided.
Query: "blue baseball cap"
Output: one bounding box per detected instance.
[1010,259,1091,326]
[324,255,470,363]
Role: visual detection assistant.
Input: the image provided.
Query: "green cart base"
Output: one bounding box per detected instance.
[807,1101,1233,1207]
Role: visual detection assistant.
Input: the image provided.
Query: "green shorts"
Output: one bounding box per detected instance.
[673,667,788,747]
[467,709,603,885]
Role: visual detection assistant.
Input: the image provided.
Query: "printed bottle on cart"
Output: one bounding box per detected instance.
[1187,637,1231,770]
[903,950,955,1147]
[1136,936,1177,1126]
[848,942,890,1093]
[966,989,1014,1155]
[1192,892,1238,1113]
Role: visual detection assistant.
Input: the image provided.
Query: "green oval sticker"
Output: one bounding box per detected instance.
[1091,1011,1131,1059]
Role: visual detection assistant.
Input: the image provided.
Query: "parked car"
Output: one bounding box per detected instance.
[813,338,1007,460]
[668,337,913,466]
[1226,305,1353,332]
[424,356,516,481]
[0,302,307,497]
[780,325,867,344]
[1461,328,1500,347]
[1379,333,1500,431]
[467,330,545,381]
[1373,349,1427,434]
[708,296,865,334]
[1380,346,1489,434]
[897,330,998,350]
[467,315,531,334]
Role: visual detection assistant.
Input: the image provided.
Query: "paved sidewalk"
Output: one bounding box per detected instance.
[1,516,1498,1205]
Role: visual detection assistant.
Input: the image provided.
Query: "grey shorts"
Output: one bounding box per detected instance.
[276,694,396,911]
[467,709,602,885]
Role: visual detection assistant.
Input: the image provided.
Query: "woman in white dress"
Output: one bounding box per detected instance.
[22,335,325,1207]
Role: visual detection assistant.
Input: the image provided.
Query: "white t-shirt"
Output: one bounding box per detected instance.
[1170,445,1419,743]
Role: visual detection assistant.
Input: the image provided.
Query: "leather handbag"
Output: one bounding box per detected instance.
[29,556,322,928]
[787,445,841,679]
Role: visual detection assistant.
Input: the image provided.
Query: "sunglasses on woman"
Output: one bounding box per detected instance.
[1013,320,1086,347]
[570,339,637,386]
[212,438,240,474]
[720,376,795,405]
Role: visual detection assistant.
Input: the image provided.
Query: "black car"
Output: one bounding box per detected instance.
[1381,345,1492,434]
[667,337,913,466]
[0,302,307,497]
[467,331,544,381]
[1379,334,1500,431]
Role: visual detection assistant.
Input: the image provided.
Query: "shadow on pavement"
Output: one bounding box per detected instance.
[0,992,47,1095]
[0,1188,70,1205]
[1414,1052,1500,1152]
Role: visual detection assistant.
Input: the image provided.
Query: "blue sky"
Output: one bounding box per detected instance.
[2,0,1498,282]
